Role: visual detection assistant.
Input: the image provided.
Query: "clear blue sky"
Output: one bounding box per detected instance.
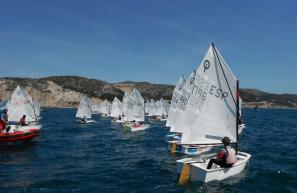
[0,0,296,94]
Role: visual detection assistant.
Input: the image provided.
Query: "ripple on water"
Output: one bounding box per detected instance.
[0,108,297,193]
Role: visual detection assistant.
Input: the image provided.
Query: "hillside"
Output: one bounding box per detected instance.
[0,76,296,108]
[240,89,297,108]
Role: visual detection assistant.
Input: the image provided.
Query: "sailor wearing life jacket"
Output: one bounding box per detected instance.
[0,108,8,132]
[207,136,236,169]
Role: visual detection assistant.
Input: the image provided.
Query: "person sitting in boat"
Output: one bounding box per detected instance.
[239,116,243,125]
[118,115,122,120]
[0,108,8,132]
[132,120,140,127]
[79,116,87,124]
[19,115,27,126]
[207,136,236,169]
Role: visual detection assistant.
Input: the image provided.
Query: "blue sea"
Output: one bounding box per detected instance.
[0,108,297,193]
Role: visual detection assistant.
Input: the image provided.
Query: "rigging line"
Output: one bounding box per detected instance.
[211,43,236,106]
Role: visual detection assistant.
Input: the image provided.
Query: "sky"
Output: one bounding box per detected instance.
[0,0,296,94]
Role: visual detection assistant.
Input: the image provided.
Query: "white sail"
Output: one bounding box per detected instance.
[179,44,238,145]
[7,86,37,122]
[121,91,131,117]
[169,71,196,132]
[99,99,111,115]
[124,89,145,122]
[144,100,150,114]
[166,76,186,127]
[110,97,122,117]
[156,98,167,116]
[148,99,157,116]
[91,103,99,113]
[76,96,92,119]
[33,100,41,117]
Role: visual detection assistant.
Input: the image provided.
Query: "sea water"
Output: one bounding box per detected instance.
[0,108,296,193]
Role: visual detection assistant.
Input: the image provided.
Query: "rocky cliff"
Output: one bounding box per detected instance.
[0,76,296,108]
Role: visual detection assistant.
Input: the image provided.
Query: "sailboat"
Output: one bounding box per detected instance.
[122,89,149,132]
[176,43,251,183]
[165,76,186,137]
[98,99,111,117]
[166,70,212,155]
[1,86,41,142]
[110,97,123,121]
[165,76,186,142]
[155,98,168,121]
[147,99,157,117]
[75,95,94,124]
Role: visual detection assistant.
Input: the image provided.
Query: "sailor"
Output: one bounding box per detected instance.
[132,120,139,127]
[239,116,243,125]
[83,116,87,124]
[19,115,27,126]
[118,115,121,120]
[207,136,236,169]
[0,108,8,132]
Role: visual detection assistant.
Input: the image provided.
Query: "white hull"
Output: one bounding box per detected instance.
[115,119,126,123]
[130,124,150,132]
[76,119,95,124]
[168,141,212,155]
[165,133,181,142]
[177,151,251,182]
[7,124,42,133]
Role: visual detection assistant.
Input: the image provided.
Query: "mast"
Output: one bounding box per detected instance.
[236,80,239,155]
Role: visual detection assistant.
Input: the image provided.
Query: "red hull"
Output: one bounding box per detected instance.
[0,129,40,142]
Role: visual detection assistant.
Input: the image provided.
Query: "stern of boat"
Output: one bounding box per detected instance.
[190,151,251,182]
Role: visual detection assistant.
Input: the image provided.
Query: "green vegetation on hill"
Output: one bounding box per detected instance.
[240,89,297,108]
[1,76,296,108]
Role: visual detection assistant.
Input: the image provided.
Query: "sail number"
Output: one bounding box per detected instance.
[191,75,228,101]
[209,85,228,99]
[12,98,30,105]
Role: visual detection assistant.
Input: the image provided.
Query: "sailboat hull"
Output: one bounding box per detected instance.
[168,141,212,155]
[76,119,95,124]
[130,124,150,132]
[115,119,126,123]
[177,151,251,182]
[122,122,150,132]
[165,133,181,142]
[0,125,41,142]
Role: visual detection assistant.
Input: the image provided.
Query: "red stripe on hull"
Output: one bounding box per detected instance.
[0,130,40,142]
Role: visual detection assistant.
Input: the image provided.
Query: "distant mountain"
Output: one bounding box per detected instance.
[113,81,174,100]
[0,76,296,108]
[240,89,297,108]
